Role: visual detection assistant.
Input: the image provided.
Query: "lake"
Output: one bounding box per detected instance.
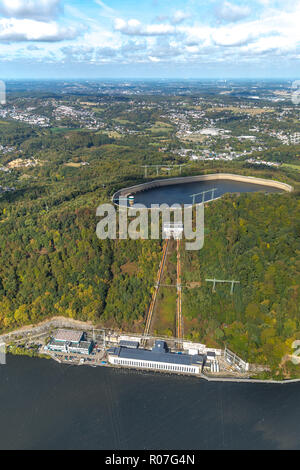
[133,179,283,207]
[0,356,300,450]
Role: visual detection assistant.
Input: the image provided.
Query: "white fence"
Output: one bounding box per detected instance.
[0,81,6,105]
[0,342,6,365]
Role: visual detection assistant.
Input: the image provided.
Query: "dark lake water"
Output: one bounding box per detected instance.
[134,180,282,207]
[1,356,300,450]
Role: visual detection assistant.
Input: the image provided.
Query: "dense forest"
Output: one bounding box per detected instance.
[0,201,161,331]
[0,118,168,332]
[182,191,300,376]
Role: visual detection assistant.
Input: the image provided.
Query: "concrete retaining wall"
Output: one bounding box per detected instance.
[201,373,300,385]
[113,173,293,202]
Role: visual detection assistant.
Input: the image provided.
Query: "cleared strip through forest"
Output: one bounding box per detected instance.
[176,240,183,342]
[143,240,169,340]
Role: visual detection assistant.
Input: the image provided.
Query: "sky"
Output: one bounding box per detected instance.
[0,0,299,79]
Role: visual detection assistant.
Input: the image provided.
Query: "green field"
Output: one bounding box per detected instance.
[148,121,173,134]
[283,163,300,171]
[51,127,84,134]
[113,118,133,124]
[153,287,177,337]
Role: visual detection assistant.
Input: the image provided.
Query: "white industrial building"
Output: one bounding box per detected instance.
[45,329,93,356]
[108,340,205,375]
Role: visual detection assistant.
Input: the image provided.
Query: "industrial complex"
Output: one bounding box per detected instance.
[42,329,223,376]
[0,320,255,378]
[108,340,206,375]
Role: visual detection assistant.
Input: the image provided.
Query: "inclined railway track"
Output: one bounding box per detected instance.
[143,240,169,339]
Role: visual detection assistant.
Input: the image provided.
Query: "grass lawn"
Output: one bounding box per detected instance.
[104,131,122,139]
[64,162,83,168]
[113,118,133,124]
[148,121,173,134]
[51,127,83,134]
[153,287,177,337]
[180,134,206,143]
[206,106,275,115]
[283,163,300,172]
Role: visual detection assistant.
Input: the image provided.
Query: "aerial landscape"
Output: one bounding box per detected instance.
[0,0,300,454]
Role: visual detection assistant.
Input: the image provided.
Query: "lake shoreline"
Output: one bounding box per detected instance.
[113,173,293,205]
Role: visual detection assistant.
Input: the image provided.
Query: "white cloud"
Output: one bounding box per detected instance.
[212,27,254,47]
[216,1,251,22]
[148,55,160,62]
[114,18,177,36]
[0,0,62,20]
[0,18,78,42]
[171,10,190,25]
[94,0,116,17]
[182,1,300,53]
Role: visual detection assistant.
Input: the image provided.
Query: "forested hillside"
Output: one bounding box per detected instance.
[0,87,299,378]
[182,192,300,375]
[0,204,161,331]
[0,117,168,333]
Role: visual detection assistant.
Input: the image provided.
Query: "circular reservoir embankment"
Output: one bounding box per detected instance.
[113,173,293,207]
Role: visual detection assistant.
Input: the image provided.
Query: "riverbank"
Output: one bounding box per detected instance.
[201,373,300,385]
[2,319,300,384]
[4,344,300,385]
[7,345,50,360]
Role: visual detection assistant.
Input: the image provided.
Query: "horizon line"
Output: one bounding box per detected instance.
[1,77,298,82]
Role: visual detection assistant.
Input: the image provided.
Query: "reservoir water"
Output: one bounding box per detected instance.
[1,355,300,450]
[133,180,283,207]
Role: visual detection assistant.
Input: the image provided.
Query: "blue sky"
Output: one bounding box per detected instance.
[0,0,299,79]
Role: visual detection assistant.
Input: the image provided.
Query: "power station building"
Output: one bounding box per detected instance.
[108,340,205,375]
[45,329,93,356]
